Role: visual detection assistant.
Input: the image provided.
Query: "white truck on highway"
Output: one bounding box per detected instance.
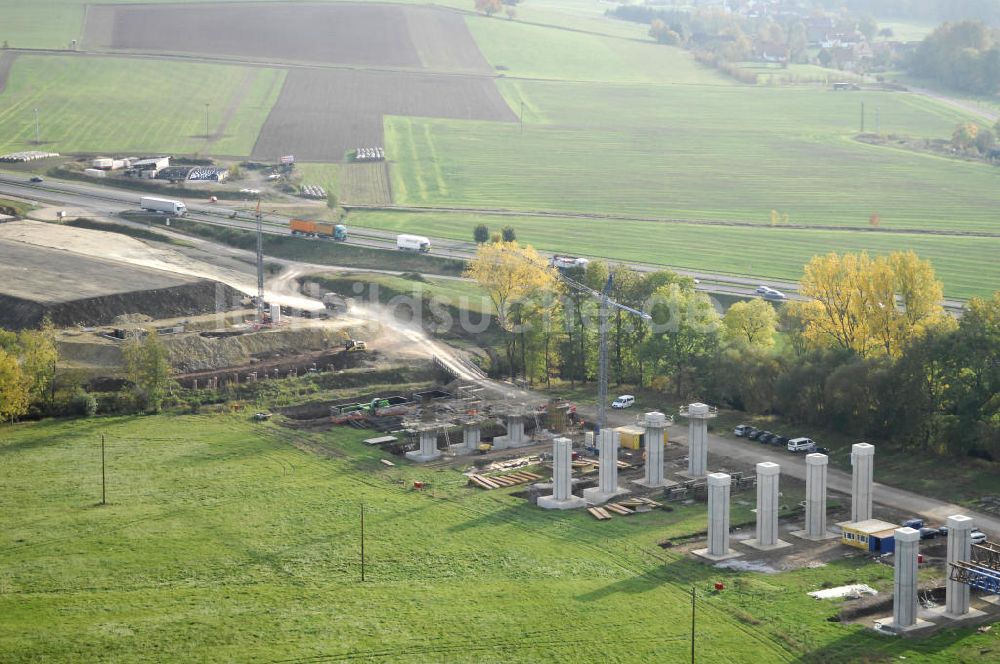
[139,196,187,216]
[549,255,590,270]
[396,234,431,253]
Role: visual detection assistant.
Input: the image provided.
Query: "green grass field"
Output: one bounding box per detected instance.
[3,0,997,301]
[0,55,283,156]
[294,162,340,197]
[467,16,727,85]
[2,414,998,661]
[387,80,995,232]
[347,209,999,299]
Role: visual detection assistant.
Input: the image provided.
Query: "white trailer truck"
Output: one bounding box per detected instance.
[396,234,431,252]
[139,196,187,216]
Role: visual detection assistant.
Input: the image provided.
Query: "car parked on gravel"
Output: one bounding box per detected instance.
[919,527,940,540]
[971,530,988,544]
[747,428,763,440]
[787,437,817,453]
[773,436,790,447]
[759,432,777,444]
[611,395,635,409]
[733,424,752,437]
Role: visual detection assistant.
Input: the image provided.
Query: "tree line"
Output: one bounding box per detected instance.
[466,243,998,460]
[910,20,1000,94]
[0,323,172,422]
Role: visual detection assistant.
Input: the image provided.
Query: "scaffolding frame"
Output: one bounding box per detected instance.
[948,540,1000,594]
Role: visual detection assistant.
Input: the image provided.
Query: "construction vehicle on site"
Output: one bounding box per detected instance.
[344,339,367,352]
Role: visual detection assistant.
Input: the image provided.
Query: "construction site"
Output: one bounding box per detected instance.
[1,212,999,660]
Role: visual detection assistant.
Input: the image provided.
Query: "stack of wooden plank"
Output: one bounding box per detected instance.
[587,506,613,520]
[618,496,662,509]
[572,459,631,470]
[588,501,651,520]
[468,471,543,490]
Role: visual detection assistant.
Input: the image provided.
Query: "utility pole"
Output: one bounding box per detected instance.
[690,586,696,663]
[255,197,264,324]
[101,434,107,505]
[34,108,39,145]
[360,502,366,582]
[597,287,609,430]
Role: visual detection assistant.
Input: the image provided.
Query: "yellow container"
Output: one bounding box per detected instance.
[615,425,667,450]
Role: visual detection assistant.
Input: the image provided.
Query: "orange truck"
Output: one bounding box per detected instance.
[289,218,347,241]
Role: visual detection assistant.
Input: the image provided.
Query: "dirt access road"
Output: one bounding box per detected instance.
[909,87,998,125]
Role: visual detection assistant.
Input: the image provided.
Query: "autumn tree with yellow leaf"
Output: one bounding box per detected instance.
[722,298,778,348]
[465,241,557,379]
[792,250,948,358]
[0,348,30,423]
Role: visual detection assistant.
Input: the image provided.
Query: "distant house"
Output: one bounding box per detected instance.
[806,16,834,46]
[827,41,873,71]
[131,156,170,174]
[756,41,788,63]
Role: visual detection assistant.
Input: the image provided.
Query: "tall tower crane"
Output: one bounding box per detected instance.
[558,272,651,430]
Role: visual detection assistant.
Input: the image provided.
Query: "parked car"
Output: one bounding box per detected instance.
[29,176,43,183]
[773,436,790,447]
[733,424,752,437]
[747,428,763,440]
[919,527,939,540]
[611,395,635,409]
[903,518,925,530]
[971,530,988,544]
[814,446,831,455]
[787,437,817,453]
[759,432,776,444]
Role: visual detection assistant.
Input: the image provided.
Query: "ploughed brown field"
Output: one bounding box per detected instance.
[251,68,516,161]
[84,2,494,73]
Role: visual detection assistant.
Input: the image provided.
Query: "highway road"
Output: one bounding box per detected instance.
[0,172,968,313]
[0,173,786,299]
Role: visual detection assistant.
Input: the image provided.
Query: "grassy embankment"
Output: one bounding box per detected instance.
[0,196,34,216]
[3,413,999,661]
[348,208,997,300]
[166,218,467,277]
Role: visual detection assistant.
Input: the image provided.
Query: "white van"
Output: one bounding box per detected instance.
[787,437,816,453]
[611,395,635,409]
